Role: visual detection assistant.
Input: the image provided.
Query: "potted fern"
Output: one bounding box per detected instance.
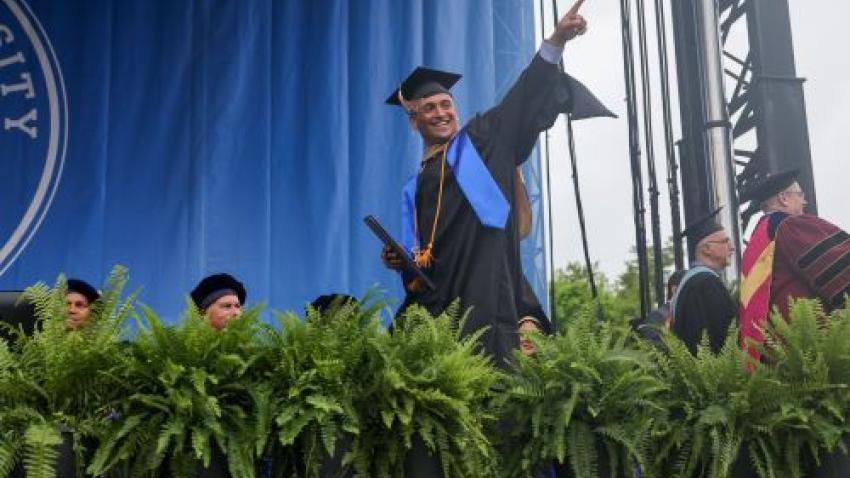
[649,319,843,478]
[651,326,769,478]
[813,301,850,477]
[88,301,265,478]
[0,266,135,478]
[352,303,500,478]
[498,307,665,478]
[253,295,382,477]
[759,299,850,477]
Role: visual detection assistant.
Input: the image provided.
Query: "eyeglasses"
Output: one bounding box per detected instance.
[705,237,732,246]
[782,189,805,199]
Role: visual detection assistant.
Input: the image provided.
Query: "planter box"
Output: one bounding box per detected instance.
[730,443,759,478]
[318,433,354,478]
[804,437,850,478]
[403,434,444,478]
[157,446,232,478]
[807,450,850,478]
[7,463,23,478]
[732,440,850,478]
[553,440,612,478]
[195,447,231,478]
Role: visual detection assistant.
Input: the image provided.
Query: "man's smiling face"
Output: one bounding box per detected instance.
[409,93,458,146]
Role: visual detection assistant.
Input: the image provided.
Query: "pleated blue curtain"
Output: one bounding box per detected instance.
[1,0,543,321]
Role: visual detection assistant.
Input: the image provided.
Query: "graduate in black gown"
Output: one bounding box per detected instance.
[380,9,613,363]
[670,208,738,355]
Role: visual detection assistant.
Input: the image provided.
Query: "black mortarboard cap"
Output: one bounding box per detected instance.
[678,207,724,245]
[738,169,799,205]
[385,67,462,106]
[190,273,246,310]
[67,278,100,304]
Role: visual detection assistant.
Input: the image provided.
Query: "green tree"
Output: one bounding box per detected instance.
[550,263,634,330]
[615,240,677,310]
[551,240,678,330]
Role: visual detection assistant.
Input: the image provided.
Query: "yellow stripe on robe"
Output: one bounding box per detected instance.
[741,241,776,306]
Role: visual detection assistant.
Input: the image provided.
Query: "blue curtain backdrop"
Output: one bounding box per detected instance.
[0,0,546,321]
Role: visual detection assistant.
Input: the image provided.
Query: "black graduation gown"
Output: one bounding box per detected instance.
[398,53,574,362]
[671,271,737,355]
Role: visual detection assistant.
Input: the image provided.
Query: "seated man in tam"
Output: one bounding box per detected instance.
[66,278,101,330]
[190,273,246,331]
[670,208,738,355]
[739,170,850,359]
[380,6,613,363]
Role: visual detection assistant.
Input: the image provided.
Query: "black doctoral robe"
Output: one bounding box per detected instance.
[671,270,737,355]
[397,53,592,362]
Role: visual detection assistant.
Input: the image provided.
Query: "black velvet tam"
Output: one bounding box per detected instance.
[190,273,246,309]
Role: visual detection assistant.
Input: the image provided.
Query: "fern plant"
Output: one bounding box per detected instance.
[88,300,265,478]
[0,266,135,478]
[753,298,850,476]
[651,326,765,478]
[649,312,845,478]
[352,302,500,478]
[498,307,665,478]
[253,295,383,477]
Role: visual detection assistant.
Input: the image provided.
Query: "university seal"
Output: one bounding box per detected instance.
[0,0,66,276]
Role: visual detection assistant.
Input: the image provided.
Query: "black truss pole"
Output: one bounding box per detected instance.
[653,0,684,271]
[742,0,817,213]
[670,0,712,259]
[550,0,600,302]
[566,116,599,300]
[619,0,651,318]
[635,0,665,306]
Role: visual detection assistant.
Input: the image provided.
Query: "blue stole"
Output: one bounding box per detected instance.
[670,263,719,320]
[400,128,510,256]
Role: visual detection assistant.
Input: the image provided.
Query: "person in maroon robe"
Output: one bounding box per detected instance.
[739,170,850,317]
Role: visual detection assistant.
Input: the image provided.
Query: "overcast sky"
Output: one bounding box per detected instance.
[536,1,849,280]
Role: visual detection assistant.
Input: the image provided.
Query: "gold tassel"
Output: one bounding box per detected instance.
[415,245,434,269]
[406,277,425,293]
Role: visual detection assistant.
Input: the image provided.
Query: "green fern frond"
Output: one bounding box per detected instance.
[567,420,596,478]
[0,431,22,478]
[22,422,63,478]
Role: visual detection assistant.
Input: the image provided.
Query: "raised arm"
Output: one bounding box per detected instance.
[474,6,603,164]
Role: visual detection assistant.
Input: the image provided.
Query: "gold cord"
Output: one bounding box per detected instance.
[414,142,450,269]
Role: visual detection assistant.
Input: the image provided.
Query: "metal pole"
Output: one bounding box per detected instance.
[635,0,665,306]
[550,0,600,303]
[671,0,714,249]
[566,117,599,300]
[696,0,741,282]
[619,0,651,318]
[653,0,685,271]
[538,0,558,326]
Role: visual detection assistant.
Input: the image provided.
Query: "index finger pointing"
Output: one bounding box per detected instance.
[567,0,586,16]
